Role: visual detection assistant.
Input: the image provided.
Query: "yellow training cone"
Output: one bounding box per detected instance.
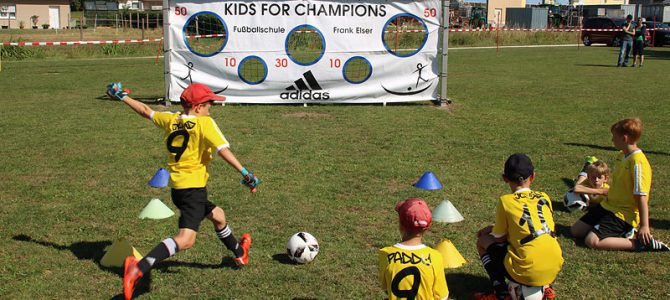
[435,239,466,269]
[100,238,143,268]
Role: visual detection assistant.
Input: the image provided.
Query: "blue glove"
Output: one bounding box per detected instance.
[106,82,129,100]
[240,168,261,189]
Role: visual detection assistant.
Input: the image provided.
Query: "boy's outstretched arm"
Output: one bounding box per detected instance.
[636,195,652,245]
[218,148,261,191]
[107,82,153,119]
[218,147,245,173]
[573,185,608,195]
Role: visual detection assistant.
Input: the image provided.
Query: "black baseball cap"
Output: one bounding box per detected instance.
[504,153,534,182]
[626,14,633,20]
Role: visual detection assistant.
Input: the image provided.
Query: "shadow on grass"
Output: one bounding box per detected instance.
[554,223,589,248]
[645,48,670,60]
[651,218,670,230]
[561,177,575,189]
[564,142,670,156]
[12,234,152,299]
[445,272,491,298]
[554,223,573,239]
[95,95,167,105]
[574,63,618,68]
[552,199,570,213]
[272,253,299,265]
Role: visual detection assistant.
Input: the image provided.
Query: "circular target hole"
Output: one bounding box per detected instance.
[285,24,325,66]
[343,56,372,84]
[183,12,227,57]
[382,14,428,57]
[238,56,268,85]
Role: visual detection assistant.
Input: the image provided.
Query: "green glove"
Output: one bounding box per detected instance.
[106,82,129,100]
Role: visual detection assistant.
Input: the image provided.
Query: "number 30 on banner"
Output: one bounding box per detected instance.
[175,6,187,16]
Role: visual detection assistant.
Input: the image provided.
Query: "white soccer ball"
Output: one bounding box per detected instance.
[563,191,589,212]
[508,282,545,300]
[287,232,319,264]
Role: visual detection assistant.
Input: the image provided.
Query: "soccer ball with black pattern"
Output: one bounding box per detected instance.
[287,232,319,264]
[563,191,589,212]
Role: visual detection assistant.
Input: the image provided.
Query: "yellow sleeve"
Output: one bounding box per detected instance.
[432,252,449,300]
[201,117,229,151]
[633,159,652,196]
[491,198,507,238]
[152,111,174,130]
[378,249,389,291]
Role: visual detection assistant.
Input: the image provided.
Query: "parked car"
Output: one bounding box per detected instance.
[581,17,650,47]
[644,21,670,46]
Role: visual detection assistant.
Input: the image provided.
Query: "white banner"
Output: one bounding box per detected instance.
[165,0,441,104]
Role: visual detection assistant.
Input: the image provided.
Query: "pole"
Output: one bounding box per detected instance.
[496,12,501,53]
[395,17,399,53]
[162,0,171,105]
[438,0,449,106]
[94,13,97,31]
[79,15,84,40]
[652,16,656,48]
[141,17,145,40]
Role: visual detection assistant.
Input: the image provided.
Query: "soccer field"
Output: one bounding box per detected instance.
[1,46,669,299]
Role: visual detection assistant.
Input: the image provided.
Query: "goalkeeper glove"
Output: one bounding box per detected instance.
[240,168,261,189]
[106,82,130,100]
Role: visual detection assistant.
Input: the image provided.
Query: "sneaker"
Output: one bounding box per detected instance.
[123,256,143,300]
[543,286,556,299]
[622,63,628,67]
[635,238,670,252]
[474,292,510,300]
[233,233,252,267]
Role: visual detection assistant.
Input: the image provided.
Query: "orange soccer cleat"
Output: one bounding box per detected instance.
[233,233,252,267]
[123,256,143,300]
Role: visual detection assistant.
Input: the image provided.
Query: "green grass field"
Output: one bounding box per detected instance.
[1,45,669,299]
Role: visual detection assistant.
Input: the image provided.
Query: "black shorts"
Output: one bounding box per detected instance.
[486,242,513,281]
[578,204,634,240]
[633,40,644,56]
[171,187,216,231]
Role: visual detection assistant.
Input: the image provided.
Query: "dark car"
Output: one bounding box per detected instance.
[644,21,670,46]
[582,17,650,47]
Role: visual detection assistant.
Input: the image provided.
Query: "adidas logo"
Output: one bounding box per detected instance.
[280,71,330,100]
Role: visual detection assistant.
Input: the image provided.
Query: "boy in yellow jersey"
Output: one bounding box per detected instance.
[571,118,669,252]
[475,154,563,300]
[378,198,449,300]
[106,83,261,300]
[572,161,610,208]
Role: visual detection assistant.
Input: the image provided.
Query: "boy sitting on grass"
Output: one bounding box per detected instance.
[378,198,449,300]
[572,160,610,208]
[475,153,563,300]
[571,118,669,251]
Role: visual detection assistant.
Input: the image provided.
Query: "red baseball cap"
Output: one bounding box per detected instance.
[180,83,226,107]
[395,198,432,229]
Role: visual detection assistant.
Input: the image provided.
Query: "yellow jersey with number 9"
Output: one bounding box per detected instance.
[492,190,563,286]
[151,111,229,189]
[378,244,449,300]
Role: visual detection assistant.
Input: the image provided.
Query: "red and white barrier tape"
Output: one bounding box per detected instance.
[2,28,662,47]
[2,38,162,47]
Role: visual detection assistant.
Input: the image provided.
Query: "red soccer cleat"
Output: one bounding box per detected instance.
[123,256,143,300]
[543,286,556,300]
[474,292,511,300]
[233,233,252,267]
